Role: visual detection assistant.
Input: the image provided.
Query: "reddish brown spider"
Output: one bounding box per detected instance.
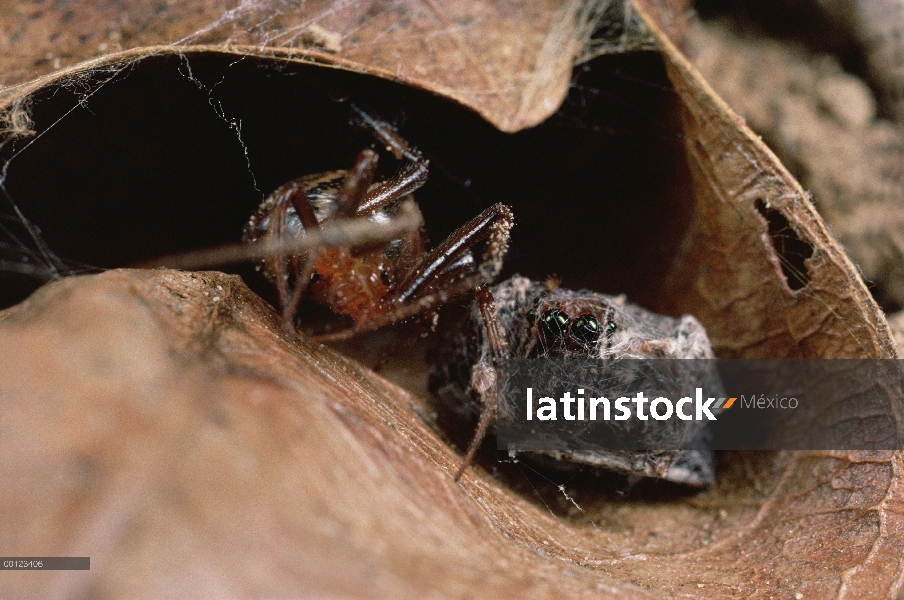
[145,107,513,341]
[240,106,514,341]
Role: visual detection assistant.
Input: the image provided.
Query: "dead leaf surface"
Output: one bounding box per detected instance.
[1,0,688,132]
[1,269,902,598]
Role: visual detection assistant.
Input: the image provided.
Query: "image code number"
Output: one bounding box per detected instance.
[0,557,89,570]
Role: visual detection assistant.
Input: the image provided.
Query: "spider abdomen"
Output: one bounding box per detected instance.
[309,247,394,323]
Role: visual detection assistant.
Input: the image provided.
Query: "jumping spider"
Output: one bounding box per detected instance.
[431,276,719,484]
[241,106,513,341]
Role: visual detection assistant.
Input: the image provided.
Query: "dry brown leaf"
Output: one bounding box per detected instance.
[0,0,688,132]
[1,268,902,599]
[0,0,902,598]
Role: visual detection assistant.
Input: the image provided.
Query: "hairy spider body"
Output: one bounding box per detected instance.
[240,107,514,340]
[430,276,720,484]
[244,170,425,325]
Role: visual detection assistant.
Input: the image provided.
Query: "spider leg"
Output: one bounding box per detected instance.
[348,104,430,216]
[351,103,422,163]
[356,160,429,215]
[393,203,513,304]
[334,149,379,217]
[455,285,508,481]
[265,182,318,334]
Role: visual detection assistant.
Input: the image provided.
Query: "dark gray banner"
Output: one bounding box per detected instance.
[0,557,90,570]
[495,359,904,451]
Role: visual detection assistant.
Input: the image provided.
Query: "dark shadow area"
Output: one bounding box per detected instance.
[0,50,692,314]
[754,199,814,291]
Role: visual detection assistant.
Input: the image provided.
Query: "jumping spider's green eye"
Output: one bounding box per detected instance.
[605,320,617,338]
[571,314,601,344]
[539,309,569,340]
[526,309,538,324]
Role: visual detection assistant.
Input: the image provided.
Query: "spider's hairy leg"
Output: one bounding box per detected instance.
[356,160,429,215]
[393,203,514,305]
[477,203,513,283]
[348,104,430,216]
[454,285,508,481]
[350,103,422,163]
[266,182,318,334]
[333,149,379,217]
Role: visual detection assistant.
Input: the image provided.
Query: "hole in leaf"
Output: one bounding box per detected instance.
[754,198,813,291]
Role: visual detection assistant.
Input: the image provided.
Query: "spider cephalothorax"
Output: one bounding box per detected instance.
[525,294,618,358]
